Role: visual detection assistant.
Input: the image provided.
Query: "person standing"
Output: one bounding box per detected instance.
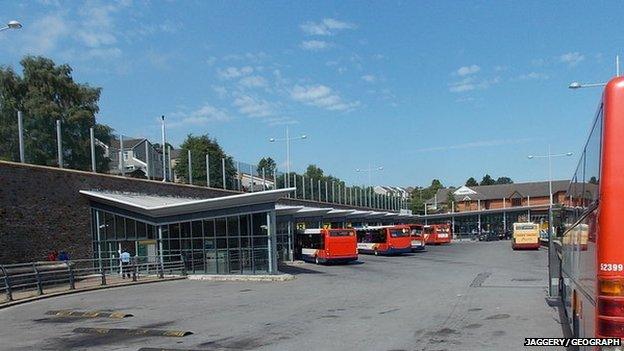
[120,250,131,279]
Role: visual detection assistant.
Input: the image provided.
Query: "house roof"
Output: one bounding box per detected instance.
[109,138,145,150]
[426,180,572,204]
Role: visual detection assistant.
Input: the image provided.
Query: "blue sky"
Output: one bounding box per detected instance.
[1,1,621,187]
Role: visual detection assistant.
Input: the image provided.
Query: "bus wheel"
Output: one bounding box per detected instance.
[315,257,320,265]
[374,250,378,256]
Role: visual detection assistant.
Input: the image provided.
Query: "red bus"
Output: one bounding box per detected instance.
[561,77,624,341]
[407,224,426,252]
[296,228,358,264]
[423,223,452,245]
[355,225,412,255]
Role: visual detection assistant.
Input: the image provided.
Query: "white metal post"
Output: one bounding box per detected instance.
[285,126,290,188]
[18,111,25,163]
[187,149,193,185]
[119,134,124,175]
[250,164,254,193]
[161,116,166,181]
[167,145,172,182]
[144,140,149,179]
[90,127,96,172]
[206,154,210,187]
[222,158,226,189]
[56,120,63,168]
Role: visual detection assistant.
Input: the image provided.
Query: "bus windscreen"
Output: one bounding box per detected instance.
[329,230,353,237]
[390,229,410,238]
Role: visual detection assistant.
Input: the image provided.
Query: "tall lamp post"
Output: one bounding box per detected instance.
[356,163,383,208]
[0,20,22,32]
[269,126,306,188]
[528,146,572,297]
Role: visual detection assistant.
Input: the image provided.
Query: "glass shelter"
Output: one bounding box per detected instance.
[81,188,293,275]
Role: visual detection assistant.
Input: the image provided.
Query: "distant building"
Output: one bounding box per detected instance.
[103,138,164,179]
[373,185,410,200]
[420,180,596,237]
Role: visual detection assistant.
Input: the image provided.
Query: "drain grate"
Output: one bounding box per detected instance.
[73,327,193,337]
[46,310,133,319]
[470,272,492,287]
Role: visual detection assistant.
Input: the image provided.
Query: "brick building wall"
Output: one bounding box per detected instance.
[0,161,240,264]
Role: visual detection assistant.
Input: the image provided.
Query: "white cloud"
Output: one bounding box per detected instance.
[456,65,481,76]
[212,86,228,99]
[170,104,231,127]
[300,18,355,36]
[238,75,267,88]
[560,52,585,66]
[361,74,376,83]
[264,117,299,126]
[300,40,331,51]
[413,138,533,153]
[217,66,254,79]
[20,14,69,54]
[449,76,499,93]
[233,95,273,117]
[291,84,359,111]
[517,72,549,80]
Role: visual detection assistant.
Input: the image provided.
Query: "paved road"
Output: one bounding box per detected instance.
[0,241,567,351]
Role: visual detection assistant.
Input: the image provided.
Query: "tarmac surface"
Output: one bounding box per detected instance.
[0,241,567,351]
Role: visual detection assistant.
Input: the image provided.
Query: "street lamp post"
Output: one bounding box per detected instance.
[528,145,573,298]
[269,126,306,190]
[0,20,22,32]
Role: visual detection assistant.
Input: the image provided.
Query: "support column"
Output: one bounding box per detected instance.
[267,210,278,274]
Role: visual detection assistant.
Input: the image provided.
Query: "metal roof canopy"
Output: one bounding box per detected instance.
[80,188,295,217]
[322,209,356,218]
[345,210,375,218]
[276,204,305,215]
[292,207,333,218]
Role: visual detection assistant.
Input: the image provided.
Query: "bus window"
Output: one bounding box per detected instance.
[300,233,323,249]
[389,228,409,238]
[330,230,354,237]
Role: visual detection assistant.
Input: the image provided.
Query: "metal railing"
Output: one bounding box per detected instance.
[0,255,185,303]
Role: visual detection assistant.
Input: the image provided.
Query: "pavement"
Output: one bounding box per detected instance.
[0,241,567,351]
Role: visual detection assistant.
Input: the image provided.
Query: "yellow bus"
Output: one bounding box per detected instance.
[512,222,540,250]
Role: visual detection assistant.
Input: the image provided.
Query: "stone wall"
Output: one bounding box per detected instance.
[0,161,239,264]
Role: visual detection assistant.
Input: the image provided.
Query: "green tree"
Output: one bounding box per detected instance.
[0,56,113,171]
[465,177,479,187]
[446,188,456,210]
[304,164,324,179]
[480,174,495,186]
[257,157,277,178]
[173,134,236,188]
[495,176,513,184]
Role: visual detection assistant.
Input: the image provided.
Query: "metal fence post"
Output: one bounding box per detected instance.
[181,255,187,276]
[167,145,172,182]
[67,262,75,290]
[325,181,328,202]
[317,179,321,202]
[91,127,97,171]
[332,181,335,203]
[101,267,107,285]
[273,169,277,189]
[1,266,12,301]
[222,158,226,189]
[293,173,297,198]
[249,164,254,193]
[262,167,266,191]
[56,120,63,168]
[144,140,149,179]
[188,149,193,185]
[132,258,137,282]
[236,161,240,191]
[206,154,210,187]
[17,111,25,163]
[119,134,125,176]
[33,263,43,295]
[302,175,306,199]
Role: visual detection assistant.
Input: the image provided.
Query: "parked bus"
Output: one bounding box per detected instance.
[355,225,412,255]
[295,228,358,264]
[407,224,426,252]
[423,223,452,245]
[560,77,624,342]
[511,222,540,250]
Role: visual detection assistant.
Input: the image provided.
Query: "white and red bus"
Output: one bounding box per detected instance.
[560,77,624,341]
[423,223,452,245]
[407,224,426,252]
[355,225,412,255]
[296,228,358,264]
